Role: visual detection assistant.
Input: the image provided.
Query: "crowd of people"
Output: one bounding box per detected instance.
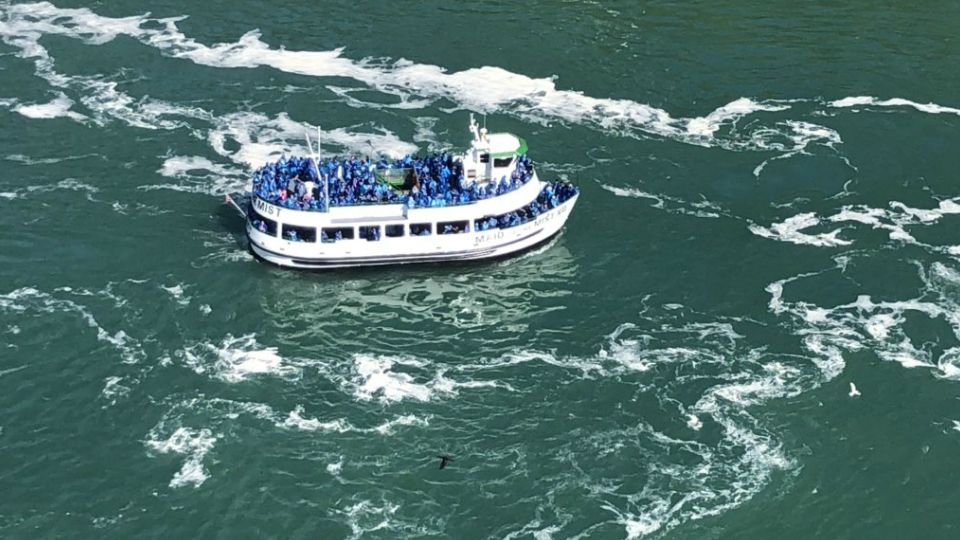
[474,181,578,231]
[250,152,536,211]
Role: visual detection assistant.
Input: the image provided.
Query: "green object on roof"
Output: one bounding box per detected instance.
[489,137,528,159]
[375,167,415,188]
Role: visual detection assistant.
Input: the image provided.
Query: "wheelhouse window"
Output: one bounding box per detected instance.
[493,157,513,168]
[410,223,432,236]
[282,224,316,242]
[479,153,490,164]
[359,225,381,241]
[385,224,405,238]
[249,213,277,236]
[321,227,354,243]
[438,220,469,234]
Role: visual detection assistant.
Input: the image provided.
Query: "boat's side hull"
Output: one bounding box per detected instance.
[246,195,577,269]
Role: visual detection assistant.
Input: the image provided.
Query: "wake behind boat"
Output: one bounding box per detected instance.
[241,115,578,269]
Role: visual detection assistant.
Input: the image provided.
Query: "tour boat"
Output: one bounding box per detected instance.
[241,115,578,269]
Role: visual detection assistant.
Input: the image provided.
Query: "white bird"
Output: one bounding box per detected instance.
[848,382,861,398]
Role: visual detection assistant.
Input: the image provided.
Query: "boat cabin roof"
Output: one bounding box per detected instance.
[473,132,528,159]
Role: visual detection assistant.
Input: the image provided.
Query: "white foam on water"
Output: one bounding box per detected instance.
[877,341,936,370]
[432,370,504,395]
[3,9,211,132]
[158,155,238,181]
[768,261,960,382]
[326,84,433,111]
[109,200,173,216]
[0,2,848,155]
[0,364,28,378]
[801,334,851,381]
[0,286,145,363]
[599,184,725,219]
[755,195,960,251]
[336,353,516,404]
[100,375,130,406]
[150,153,248,196]
[600,185,664,207]
[160,284,191,306]
[782,120,842,149]
[280,405,351,432]
[624,516,663,539]
[602,327,705,373]
[0,177,100,203]
[336,498,436,539]
[828,206,886,226]
[936,348,960,381]
[341,499,399,538]
[863,313,900,341]
[180,334,300,383]
[830,96,960,117]
[411,116,442,150]
[208,111,418,169]
[78,79,209,130]
[199,304,212,315]
[601,502,667,539]
[4,152,100,165]
[144,426,218,488]
[749,213,851,247]
[0,4,418,200]
[373,414,429,435]
[685,97,790,137]
[350,354,433,403]
[13,92,86,121]
[54,178,100,200]
[712,364,803,406]
[583,317,804,538]
[209,336,296,383]
[95,328,143,364]
[326,457,344,476]
[471,349,605,378]
[890,198,960,224]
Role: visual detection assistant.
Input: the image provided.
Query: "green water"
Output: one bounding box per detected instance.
[2,1,960,538]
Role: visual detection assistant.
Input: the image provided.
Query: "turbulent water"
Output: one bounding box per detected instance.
[1,1,959,538]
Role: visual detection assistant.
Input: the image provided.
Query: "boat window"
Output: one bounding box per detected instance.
[321,227,354,243]
[385,224,405,238]
[479,153,490,164]
[438,220,469,234]
[249,213,277,236]
[282,224,316,242]
[359,225,381,242]
[410,223,432,236]
[493,157,513,168]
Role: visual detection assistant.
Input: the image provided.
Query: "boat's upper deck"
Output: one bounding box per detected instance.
[251,116,533,213]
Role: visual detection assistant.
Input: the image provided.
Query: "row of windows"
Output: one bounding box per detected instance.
[249,213,471,243]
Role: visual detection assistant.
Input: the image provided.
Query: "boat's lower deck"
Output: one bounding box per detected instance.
[246,195,577,269]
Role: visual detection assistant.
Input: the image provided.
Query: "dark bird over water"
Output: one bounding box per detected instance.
[436,455,453,469]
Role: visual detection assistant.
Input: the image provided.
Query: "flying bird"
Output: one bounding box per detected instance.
[848,382,861,398]
[436,455,453,469]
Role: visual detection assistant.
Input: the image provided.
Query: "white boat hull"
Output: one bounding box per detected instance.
[246,194,577,270]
